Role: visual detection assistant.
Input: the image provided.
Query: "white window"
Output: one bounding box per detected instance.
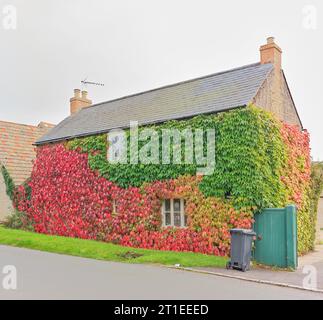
[162,199,187,227]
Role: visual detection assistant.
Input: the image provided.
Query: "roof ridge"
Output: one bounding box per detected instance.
[0,119,41,128]
[83,62,263,111]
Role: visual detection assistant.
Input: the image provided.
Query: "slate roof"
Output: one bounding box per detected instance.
[0,121,54,185]
[36,62,274,145]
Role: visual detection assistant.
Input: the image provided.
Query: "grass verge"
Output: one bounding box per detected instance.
[0,226,227,268]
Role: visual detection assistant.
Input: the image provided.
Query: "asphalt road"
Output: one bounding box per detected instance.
[0,245,322,300]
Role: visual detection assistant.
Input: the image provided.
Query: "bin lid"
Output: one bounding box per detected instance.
[230,228,256,236]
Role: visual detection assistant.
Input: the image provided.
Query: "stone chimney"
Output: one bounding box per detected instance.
[257,37,284,119]
[260,36,282,72]
[70,89,92,115]
[256,38,301,129]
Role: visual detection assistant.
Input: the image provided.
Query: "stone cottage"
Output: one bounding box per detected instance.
[18,38,312,255]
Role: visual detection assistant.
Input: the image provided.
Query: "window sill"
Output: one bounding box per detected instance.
[161,225,188,229]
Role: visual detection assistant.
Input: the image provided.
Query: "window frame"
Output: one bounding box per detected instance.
[162,199,187,228]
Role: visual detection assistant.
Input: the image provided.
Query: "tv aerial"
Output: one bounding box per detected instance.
[81,77,105,88]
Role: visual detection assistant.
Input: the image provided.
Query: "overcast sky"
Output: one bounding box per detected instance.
[0,0,322,159]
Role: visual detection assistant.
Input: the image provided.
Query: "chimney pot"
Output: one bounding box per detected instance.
[267,36,275,44]
[74,89,81,98]
[82,90,88,99]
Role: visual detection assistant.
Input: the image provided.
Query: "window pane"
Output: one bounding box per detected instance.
[174,199,181,212]
[165,199,171,212]
[174,211,181,227]
[165,212,171,226]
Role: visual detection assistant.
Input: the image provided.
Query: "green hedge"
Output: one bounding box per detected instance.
[310,162,323,244]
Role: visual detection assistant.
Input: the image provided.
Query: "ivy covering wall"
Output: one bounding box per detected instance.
[67,107,288,209]
[14,105,313,255]
[1,165,15,200]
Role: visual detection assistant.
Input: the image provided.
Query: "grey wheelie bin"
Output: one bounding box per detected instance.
[226,229,256,272]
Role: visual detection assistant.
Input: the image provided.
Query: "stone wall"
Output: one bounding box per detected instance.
[253,69,302,129]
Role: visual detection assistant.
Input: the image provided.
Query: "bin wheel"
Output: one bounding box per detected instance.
[241,264,247,272]
[226,262,232,270]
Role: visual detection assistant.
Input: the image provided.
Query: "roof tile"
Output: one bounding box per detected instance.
[0,121,54,185]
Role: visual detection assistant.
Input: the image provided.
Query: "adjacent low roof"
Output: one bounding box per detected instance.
[36,62,274,145]
[0,121,54,185]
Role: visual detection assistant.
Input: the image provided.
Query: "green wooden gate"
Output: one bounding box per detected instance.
[253,205,297,269]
